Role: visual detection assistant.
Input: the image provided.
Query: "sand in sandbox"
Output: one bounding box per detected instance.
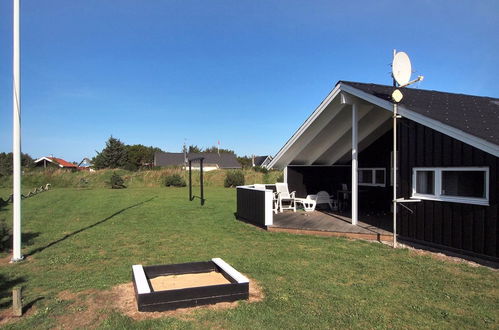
[149,271,231,291]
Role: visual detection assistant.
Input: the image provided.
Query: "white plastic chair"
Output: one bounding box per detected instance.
[316,191,334,210]
[275,182,296,212]
[255,184,279,214]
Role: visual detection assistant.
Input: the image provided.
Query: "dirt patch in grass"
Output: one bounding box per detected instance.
[399,243,498,270]
[52,277,263,327]
[0,255,12,265]
[0,301,38,326]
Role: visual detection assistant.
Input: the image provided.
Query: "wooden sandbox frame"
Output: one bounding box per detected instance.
[132,258,249,312]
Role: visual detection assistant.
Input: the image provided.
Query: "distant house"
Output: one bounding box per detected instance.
[154,152,241,171]
[34,156,78,169]
[252,155,273,168]
[78,157,95,171]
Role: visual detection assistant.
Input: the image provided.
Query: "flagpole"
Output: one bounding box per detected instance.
[12,0,23,262]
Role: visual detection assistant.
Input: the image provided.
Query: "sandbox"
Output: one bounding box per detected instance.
[132,258,249,312]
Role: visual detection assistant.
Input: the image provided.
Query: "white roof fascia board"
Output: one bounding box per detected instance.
[34,156,57,164]
[269,84,342,169]
[340,83,499,157]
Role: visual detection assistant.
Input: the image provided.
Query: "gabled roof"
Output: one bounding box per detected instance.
[154,152,241,169]
[269,81,499,169]
[78,157,93,167]
[35,156,77,168]
[253,155,272,167]
[341,81,499,146]
[154,152,186,167]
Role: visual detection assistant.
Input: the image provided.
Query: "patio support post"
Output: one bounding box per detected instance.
[351,103,358,225]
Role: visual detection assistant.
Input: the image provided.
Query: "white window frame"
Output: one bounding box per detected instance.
[412,167,489,206]
[358,168,386,187]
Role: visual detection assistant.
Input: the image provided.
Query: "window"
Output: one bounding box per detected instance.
[415,170,434,195]
[412,167,489,205]
[441,170,486,198]
[359,168,386,187]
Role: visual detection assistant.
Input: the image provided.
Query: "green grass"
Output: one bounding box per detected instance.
[0,187,498,329]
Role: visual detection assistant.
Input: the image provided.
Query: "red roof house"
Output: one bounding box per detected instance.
[34,156,78,169]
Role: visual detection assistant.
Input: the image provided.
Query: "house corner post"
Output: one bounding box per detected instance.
[351,103,358,226]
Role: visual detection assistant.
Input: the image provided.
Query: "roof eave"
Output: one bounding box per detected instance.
[268,83,343,169]
[269,82,499,169]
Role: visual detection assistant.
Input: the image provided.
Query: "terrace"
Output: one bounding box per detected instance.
[236,183,393,242]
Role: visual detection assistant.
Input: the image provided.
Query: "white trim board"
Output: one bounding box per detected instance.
[132,265,151,294]
[212,258,249,284]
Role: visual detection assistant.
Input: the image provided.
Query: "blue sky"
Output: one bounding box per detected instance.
[0,1,498,162]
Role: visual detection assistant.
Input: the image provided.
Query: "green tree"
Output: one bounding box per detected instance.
[125,144,162,171]
[237,156,252,169]
[92,137,128,169]
[203,146,235,154]
[188,145,202,153]
[0,152,34,176]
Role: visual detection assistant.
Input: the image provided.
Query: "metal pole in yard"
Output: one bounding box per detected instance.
[200,159,204,205]
[12,0,23,262]
[189,160,192,201]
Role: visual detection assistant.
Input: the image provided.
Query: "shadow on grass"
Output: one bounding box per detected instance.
[0,274,26,310]
[23,296,44,314]
[25,197,156,257]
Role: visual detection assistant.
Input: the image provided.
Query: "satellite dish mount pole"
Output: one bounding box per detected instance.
[390,50,424,248]
[392,71,399,248]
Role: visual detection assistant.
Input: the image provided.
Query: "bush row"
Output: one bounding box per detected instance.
[0,168,283,189]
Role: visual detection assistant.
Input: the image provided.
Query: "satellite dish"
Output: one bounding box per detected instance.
[392,52,412,86]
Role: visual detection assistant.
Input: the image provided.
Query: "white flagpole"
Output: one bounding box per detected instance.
[12,0,23,262]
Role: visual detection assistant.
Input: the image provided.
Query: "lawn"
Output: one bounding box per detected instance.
[0,187,498,329]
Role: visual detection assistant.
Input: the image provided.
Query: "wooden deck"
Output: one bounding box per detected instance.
[269,210,393,242]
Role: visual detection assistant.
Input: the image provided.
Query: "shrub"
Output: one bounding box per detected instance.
[253,166,269,174]
[224,170,245,188]
[77,177,89,188]
[164,174,186,187]
[276,172,284,183]
[0,219,11,252]
[110,172,126,189]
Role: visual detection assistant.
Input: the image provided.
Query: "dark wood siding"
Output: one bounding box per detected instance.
[236,188,267,227]
[398,119,498,260]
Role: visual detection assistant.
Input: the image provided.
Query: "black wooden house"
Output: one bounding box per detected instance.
[267,81,498,261]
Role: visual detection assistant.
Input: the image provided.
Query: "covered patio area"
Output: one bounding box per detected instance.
[270,210,392,241]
